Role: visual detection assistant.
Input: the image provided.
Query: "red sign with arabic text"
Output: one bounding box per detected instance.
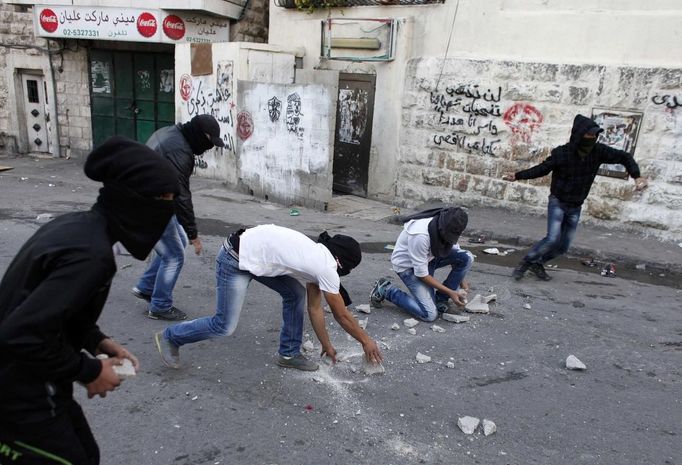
[39,9,59,33]
[136,12,157,38]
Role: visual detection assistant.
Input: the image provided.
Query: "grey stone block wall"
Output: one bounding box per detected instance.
[399,57,682,240]
[229,0,269,43]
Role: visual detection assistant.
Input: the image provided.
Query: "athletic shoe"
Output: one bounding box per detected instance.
[276,354,319,372]
[530,263,552,281]
[154,331,180,369]
[370,278,391,307]
[131,287,152,302]
[512,261,532,281]
[147,306,187,321]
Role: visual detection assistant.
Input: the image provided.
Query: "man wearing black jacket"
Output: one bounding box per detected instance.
[132,114,224,320]
[503,114,648,281]
[0,137,178,465]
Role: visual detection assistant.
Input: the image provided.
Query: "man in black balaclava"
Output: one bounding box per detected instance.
[0,137,178,465]
[503,114,648,281]
[132,114,225,320]
[154,225,383,372]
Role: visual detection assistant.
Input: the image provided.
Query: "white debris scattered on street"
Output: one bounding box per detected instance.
[482,419,497,436]
[431,325,445,333]
[324,305,332,313]
[363,357,385,375]
[403,318,419,328]
[635,264,646,270]
[523,303,532,310]
[407,328,417,335]
[312,376,325,383]
[442,313,470,323]
[191,395,198,401]
[355,304,371,314]
[36,213,54,221]
[416,352,431,363]
[391,323,400,330]
[566,355,587,370]
[446,361,455,369]
[483,248,500,255]
[483,294,497,303]
[302,340,314,352]
[465,294,490,314]
[358,318,368,329]
[457,416,480,435]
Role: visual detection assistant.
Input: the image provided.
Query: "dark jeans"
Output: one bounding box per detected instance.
[524,195,582,265]
[0,400,99,465]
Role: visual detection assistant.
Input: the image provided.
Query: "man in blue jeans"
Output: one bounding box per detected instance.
[132,115,224,320]
[369,207,473,322]
[503,114,648,281]
[154,225,383,371]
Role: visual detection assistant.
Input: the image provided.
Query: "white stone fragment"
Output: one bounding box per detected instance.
[465,294,490,314]
[113,358,136,379]
[483,248,500,255]
[431,325,445,333]
[358,318,368,330]
[416,352,431,363]
[446,361,455,369]
[302,340,315,352]
[355,304,371,314]
[391,323,400,330]
[363,357,385,375]
[407,328,417,335]
[312,376,325,383]
[403,318,419,328]
[483,294,497,303]
[442,313,470,323]
[523,303,532,310]
[482,419,497,436]
[566,355,587,370]
[457,416,480,435]
[36,213,54,221]
[324,305,332,313]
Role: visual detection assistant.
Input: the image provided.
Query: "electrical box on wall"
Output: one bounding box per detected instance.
[320,18,398,62]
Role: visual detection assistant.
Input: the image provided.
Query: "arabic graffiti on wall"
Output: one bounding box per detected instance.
[502,103,544,144]
[286,93,304,138]
[651,94,681,110]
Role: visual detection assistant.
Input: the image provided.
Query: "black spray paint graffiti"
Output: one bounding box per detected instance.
[338,88,368,145]
[194,157,208,170]
[286,93,304,138]
[430,84,502,154]
[214,61,236,153]
[268,96,282,122]
[651,94,681,109]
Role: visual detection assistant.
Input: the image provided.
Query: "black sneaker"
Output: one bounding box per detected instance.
[277,354,319,372]
[147,307,188,321]
[131,287,152,302]
[530,263,552,281]
[512,261,531,280]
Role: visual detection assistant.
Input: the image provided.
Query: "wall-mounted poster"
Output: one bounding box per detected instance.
[590,108,643,179]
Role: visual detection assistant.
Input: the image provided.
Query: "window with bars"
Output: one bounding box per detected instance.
[26,79,40,103]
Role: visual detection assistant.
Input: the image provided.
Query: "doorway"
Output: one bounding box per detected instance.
[89,50,175,147]
[332,73,376,197]
[20,72,50,153]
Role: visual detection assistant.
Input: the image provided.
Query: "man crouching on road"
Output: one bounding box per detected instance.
[155,225,383,371]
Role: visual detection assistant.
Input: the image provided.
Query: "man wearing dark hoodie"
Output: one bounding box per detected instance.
[503,114,648,281]
[132,114,224,321]
[0,137,178,465]
[154,225,383,371]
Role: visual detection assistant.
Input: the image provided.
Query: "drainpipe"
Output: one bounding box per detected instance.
[46,40,63,158]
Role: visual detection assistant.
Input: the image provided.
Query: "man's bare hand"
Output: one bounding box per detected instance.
[362,339,383,365]
[449,290,467,306]
[86,358,121,399]
[321,343,337,363]
[97,338,139,371]
[634,177,648,191]
[502,172,516,182]
[191,237,202,255]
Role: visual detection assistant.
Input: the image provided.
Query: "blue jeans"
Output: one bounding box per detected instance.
[165,245,306,357]
[524,195,582,264]
[136,215,188,313]
[384,247,474,322]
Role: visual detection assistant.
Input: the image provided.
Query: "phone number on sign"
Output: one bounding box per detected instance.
[62,29,99,38]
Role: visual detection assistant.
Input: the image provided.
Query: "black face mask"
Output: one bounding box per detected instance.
[578,138,597,158]
[180,121,214,155]
[94,184,175,260]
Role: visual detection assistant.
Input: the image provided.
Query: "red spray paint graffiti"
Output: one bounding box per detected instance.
[179,74,192,102]
[237,111,253,141]
[503,103,544,144]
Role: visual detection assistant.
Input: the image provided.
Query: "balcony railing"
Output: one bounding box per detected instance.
[275,0,445,9]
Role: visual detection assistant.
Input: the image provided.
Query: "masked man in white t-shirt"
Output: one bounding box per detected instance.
[369,207,473,322]
[154,225,383,371]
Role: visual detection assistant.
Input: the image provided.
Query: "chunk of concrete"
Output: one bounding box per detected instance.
[442,313,470,323]
[523,303,532,310]
[358,318,368,330]
[416,352,431,363]
[355,304,371,314]
[566,355,587,370]
[391,323,400,330]
[483,294,497,303]
[457,416,480,435]
[465,294,490,314]
[363,357,385,375]
[431,325,445,333]
[302,340,315,352]
[403,318,419,328]
[407,328,417,335]
[446,361,455,369]
[482,419,497,436]
[483,248,500,255]
[113,358,136,379]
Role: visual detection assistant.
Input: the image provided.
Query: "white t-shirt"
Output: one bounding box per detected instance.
[238,224,340,293]
[390,218,460,277]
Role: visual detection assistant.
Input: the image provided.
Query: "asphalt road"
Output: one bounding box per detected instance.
[0,159,680,465]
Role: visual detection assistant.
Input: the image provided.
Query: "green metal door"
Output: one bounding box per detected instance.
[90,50,174,147]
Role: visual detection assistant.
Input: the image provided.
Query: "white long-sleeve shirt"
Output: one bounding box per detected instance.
[390,218,460,277]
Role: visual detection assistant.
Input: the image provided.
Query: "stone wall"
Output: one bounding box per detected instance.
[399,57,682,240]
[230,0,269,43]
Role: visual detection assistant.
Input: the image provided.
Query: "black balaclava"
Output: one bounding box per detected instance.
[85,136,179,260]
[317,231,362,277]
[427,207,468,258]
[180,115,216,155]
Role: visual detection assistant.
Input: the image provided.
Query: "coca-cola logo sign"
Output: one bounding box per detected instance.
[39,9,59,33]
[136,12,157,38]
[162,15,185,41]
